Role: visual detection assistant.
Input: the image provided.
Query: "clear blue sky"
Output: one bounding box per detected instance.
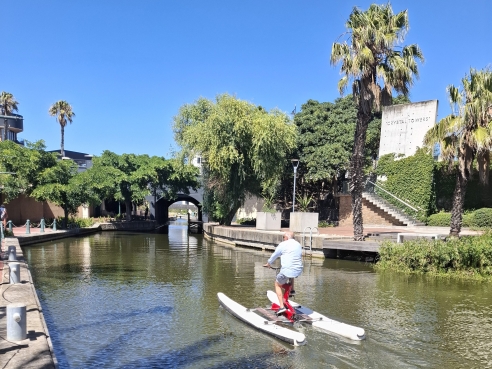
[3,1,491,157]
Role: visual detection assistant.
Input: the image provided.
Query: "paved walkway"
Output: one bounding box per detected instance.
[0,238,57,369]
[9,227,58,237]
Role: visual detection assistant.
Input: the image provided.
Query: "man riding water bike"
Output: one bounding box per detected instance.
[263,231,303,316]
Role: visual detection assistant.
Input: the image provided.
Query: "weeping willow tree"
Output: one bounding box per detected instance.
[330,3,424,240]
[424,68,492,236]
[173,94,297,225]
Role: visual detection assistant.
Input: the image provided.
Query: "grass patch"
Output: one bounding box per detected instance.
[375,232,492,281]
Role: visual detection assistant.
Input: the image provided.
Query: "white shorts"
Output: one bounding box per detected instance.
[276,273,290,285]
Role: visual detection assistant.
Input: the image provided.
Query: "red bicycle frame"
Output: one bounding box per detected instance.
[270,281,296,321]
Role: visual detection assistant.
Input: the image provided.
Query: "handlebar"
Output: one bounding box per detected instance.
[263,264,280,272]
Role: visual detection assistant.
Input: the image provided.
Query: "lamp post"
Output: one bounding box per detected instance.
[291,159,299,212]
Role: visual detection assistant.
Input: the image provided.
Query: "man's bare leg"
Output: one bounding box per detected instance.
[274,280,284,308]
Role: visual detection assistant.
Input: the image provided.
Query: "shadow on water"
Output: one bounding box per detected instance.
[37,294,175,368]
[62,306,173,333]
[85,333,294,369]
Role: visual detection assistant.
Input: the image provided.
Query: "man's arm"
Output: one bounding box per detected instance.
[264,244,283,267]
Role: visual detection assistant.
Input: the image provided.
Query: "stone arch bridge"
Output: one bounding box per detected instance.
[147,188,205,224]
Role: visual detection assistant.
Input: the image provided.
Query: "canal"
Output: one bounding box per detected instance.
[24,221,492,368]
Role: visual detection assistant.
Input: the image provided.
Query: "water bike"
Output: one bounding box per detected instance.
[218,268,365,345]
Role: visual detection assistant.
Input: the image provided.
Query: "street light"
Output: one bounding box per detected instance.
[291,159,299,212]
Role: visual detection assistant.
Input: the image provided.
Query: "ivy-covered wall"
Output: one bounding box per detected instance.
[375,149,436,218]
[376,150,492,217]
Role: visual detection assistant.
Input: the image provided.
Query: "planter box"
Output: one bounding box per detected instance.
[289,212,319,233]
[256,212,282,231]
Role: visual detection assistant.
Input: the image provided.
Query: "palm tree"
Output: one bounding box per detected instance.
[330,4,424,240]
[0,92,19,141]
[49,100,75,158]
[424,68,492,236]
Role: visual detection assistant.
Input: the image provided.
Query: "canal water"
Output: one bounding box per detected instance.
[24,220,492,368]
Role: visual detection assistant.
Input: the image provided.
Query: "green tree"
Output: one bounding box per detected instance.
[424,68,492,236]
[173,94,297,225]
[88,151,199,221]
[31,159,92,227]
[49,100,75,158]
[0,92,19,142]
[331,3,424,240]
[0,140,57,202]
[295,97,357,183]
[280,96,381,215]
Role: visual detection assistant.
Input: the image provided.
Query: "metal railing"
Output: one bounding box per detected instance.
[365,179,421,212]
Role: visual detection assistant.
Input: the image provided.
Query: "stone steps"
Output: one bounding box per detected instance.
[362,192,425,226]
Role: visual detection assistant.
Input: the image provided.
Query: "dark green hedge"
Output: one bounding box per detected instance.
[236,217,256,226]
[376,232,492,280]
[471,208,492,228]
[427,208,492,228]
[426,212,451,226]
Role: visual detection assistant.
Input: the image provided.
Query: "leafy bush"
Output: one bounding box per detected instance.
[375,232,492,280]
[462,213,473,227]
[236,217,256,226]
[427,212,451,226]
[470,208,492,228]
[55,216,95,229]
[296,194,312,212]
[74,218,95,228]
[318,220,335,228]
[261,195,277,213]
[427,208,491,228]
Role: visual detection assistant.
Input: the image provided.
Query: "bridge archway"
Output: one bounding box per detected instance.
[154,193,203,224]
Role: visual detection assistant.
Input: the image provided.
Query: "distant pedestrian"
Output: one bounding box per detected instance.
[145,206,149,220]
[0,204,8,229]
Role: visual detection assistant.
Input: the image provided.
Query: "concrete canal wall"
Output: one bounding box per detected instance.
[203,223,327,258]
[202,223,392,259]
[99,220,156,231]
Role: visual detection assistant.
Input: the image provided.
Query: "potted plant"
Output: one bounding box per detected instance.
[289,194,319,233]
[256,194,282,231]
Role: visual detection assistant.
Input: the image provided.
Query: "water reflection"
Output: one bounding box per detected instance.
[25,223,492,369]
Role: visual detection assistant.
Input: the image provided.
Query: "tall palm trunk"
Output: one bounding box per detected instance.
[350,110,371,241]
[477,150,490,186]
[450,145,473,236]
[450,172,467,236]
[61,125,65,157]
